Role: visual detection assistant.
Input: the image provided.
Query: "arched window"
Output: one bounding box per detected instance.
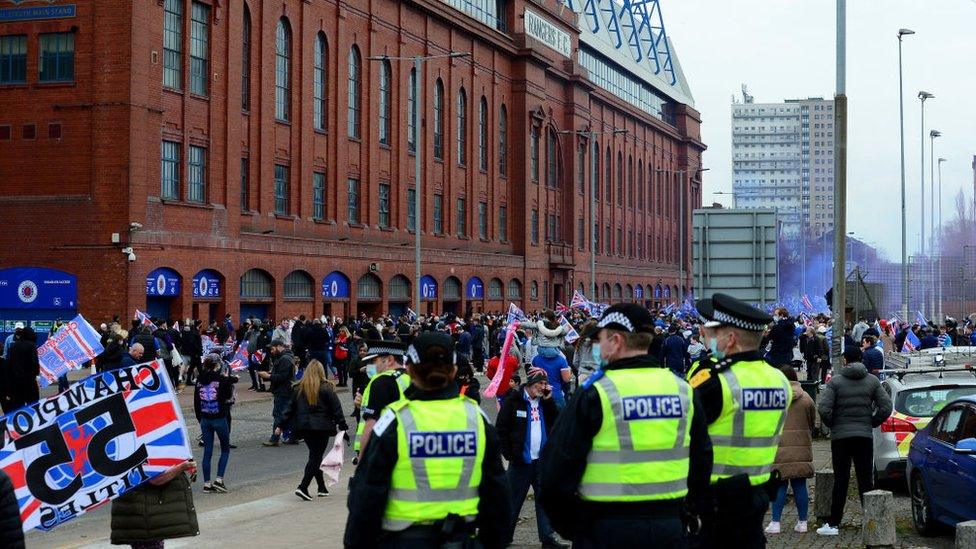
[647,164,654,212]
[356,273,381,300]
[240,269,273,299]
[507,278,522,299]
[613,283,622,300]
[616,151,623,206]
[456,88,467,165]
[604,147,612,202]
[274,18,291,122]
[488,278,503,300]
[625,284,633,301]
[241,6,251,110]
[602,283,611,300]
[627,155,634,208]
[433,79,444,159]
[378,59,391,145]
[637,159,644,210]
[346,46,361,139]
[478,96,488,171]
[498,105,507,176]
[444,277,462,300]
[313,33,327,131]
[593,140,600,200]
[407,68,416,153]
[283,270,313,299]
[530,281,539,301]
[389,275,410,300]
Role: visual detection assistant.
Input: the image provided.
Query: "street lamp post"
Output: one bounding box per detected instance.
[366,51,469,314]
[831,0,848,371]
[897,28,914,320]
[917,90,934,316]
[937,157,946,319]
[557,128,625,300]
[928,129,941,320]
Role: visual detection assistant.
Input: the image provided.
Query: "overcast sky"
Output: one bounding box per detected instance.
[663,0,976,259]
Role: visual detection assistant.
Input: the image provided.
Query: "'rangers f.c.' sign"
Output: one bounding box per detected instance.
[524,9,572,58]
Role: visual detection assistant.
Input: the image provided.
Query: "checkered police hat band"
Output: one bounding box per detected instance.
[597,312,635,333]
[712,309,767,332]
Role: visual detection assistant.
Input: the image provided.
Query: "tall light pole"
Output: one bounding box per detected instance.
[367,51,469,314]
[917,90,934,315]
[831,0,848,371]
[897,28,914,320]
[938,157,946,320]
[558,128,625,299]
[929,129,941,320]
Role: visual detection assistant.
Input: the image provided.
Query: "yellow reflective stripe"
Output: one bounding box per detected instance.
[587,447,688,463]
[712,463,772,477]
[580,478,689,498]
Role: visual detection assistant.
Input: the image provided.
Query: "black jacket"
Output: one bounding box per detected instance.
[539,355,713,541]
[305,325,330,353]
[344,384,511,549]
[5,338,39,408]
[0,470,24,549]
[281,383,348,435]
[268,350,296,397]
[496,386,559,464]
[767,318,796,362]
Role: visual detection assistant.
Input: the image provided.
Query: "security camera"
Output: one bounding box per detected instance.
[127,252,136,262]
[129,222,143,231]
[121,246,133,254]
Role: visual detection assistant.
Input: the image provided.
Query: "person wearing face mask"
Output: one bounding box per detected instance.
[353,340,411,458]
[538,304,713,548]
[684,293,793,549]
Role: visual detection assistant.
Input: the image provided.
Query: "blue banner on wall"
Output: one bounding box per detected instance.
[0,267,77,310]
[146,268,181,297]
[192,269,222,299]
[0,4,76,23]
[420,275,438,301]
[466,277,484,299]
[322,272,350,299]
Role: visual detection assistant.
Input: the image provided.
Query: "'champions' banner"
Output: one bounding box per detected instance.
[0,360,192,531]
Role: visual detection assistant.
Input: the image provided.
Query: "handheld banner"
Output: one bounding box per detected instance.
[0,360,192,532]
[36,315,104,387]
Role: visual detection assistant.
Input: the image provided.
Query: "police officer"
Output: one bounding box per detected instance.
[539,304,713,547]
[685,293,792,548]
[344,332,511,548]
[354,340,411,456]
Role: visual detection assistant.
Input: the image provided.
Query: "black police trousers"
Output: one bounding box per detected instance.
[693,482,769,549]
[574,515,686,548]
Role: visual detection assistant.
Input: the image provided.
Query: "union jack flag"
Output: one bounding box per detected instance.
[1,359,191,532]
[251,348,266,365]
[570,290,589,309]
[554,302,569,315]
[801,294,815,312]
[134,309,157,331]
[228,345,250,372]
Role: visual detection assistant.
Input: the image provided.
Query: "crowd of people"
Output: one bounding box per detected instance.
[3,296,976,548]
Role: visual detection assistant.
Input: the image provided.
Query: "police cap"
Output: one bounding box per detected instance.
[593,303,656,337]
[361,340,408,362]
[696,293,772,332]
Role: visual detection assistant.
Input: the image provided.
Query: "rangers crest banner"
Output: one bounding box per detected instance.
[0,360,192,532]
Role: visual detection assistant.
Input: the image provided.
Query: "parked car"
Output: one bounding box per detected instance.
[873,367,976,482]
[906,395,976,535]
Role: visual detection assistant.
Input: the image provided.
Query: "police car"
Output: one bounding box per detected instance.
[873,364,976,483]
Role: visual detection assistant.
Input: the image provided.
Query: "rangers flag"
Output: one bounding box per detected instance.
[902,329,921,353]
[134,309,157,331]
[36,315,104,387]
[228,345,250,372]
[0,359,191,532]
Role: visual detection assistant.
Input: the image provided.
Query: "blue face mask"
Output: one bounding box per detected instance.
[709,337,725,361]
[591,343,608,368]
[366,363,378,379]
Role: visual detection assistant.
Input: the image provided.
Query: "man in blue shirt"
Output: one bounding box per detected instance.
[531,350,571,409]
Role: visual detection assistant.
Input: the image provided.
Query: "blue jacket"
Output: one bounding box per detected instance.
[861,346,884,375]
[663,334,689,372]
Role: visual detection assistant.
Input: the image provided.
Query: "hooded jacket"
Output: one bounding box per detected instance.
[773,380,816,479]
[818,362,892,440]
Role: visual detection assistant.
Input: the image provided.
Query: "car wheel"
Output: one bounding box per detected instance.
[911,473,938,536]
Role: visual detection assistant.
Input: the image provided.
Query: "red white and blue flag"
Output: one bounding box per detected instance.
[36,315,104,387]
[559,316,580,344]
[570,290,589,310]
[134,309,157,331]
[554,302,570,315]
[507,303,528,324]
[801,295,815,312]
[251,348,266,365]
[902,330,921,353]
[0,359,191,532]
[228,345,250,372]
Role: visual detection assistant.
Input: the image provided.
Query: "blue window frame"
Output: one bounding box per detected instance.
[39,32,74,82]
[163,0,182,89]
[274,164,289,214]
[0,35,27,84]
[161,141,180,199]
[187,145,206,203]
[313,172,325,220]
[189,2,210,95]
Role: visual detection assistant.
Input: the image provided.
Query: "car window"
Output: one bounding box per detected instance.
[958,406,976,441]
[931,406,966,444]
[895,386,976,417]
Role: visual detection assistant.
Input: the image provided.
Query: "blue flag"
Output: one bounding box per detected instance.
[916,310,929,327]
[903,329,921,352]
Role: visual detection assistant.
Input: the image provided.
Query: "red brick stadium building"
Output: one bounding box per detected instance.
[0,0,704,326]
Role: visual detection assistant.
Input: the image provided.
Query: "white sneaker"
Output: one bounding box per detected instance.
[816,524,839,536]
[794,521,808,533]
[764,521,781,535]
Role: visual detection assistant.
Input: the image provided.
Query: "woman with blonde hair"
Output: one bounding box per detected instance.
[278,360,348,500]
